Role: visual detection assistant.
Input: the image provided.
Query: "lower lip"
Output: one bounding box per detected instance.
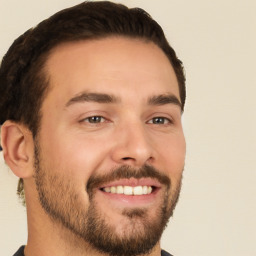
[98,188,160,206]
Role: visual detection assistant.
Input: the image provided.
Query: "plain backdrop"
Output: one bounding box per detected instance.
[0,0,255,255]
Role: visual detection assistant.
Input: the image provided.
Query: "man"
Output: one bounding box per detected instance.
[0,1,186,256]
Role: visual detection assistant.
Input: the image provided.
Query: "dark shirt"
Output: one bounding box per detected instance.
[13,246,25,256]
[13,246,173,256]
[161,249,173,256]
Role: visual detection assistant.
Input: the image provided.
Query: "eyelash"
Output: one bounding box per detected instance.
[82,116,107,124]
[81,116,172,125]
[147,117,173,125]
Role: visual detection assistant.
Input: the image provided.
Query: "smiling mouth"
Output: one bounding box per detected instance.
[100,185,156,195]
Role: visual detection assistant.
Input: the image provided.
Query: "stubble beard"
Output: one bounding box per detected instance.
[34,142,182,256]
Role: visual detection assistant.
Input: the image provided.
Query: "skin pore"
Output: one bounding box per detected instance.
[17,37,186,256]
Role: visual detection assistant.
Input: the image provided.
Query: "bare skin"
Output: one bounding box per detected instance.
[2,37,185,256]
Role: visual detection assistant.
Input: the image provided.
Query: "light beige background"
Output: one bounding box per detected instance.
[0,0,255,255]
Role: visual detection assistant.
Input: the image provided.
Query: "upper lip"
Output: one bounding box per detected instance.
[99,177,162,189]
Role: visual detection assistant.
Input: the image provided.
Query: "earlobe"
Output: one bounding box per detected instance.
[1,121,34,178]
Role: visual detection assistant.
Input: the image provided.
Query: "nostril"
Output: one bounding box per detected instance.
[122,157,134,161]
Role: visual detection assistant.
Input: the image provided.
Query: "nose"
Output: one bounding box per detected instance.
[110,122,154,167]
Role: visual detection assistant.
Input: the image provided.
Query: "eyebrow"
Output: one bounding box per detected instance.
[65,92,181,109]
[148,94,182,108]
[65,92,120,107]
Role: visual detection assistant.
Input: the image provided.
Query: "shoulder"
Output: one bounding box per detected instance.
[161,249,173,256]
[13,246,25,256]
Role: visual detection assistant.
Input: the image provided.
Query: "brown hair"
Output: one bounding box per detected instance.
[0,1,186,202]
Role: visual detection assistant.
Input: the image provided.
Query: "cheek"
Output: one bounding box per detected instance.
[157,134,186,176]
[39,129,112,184]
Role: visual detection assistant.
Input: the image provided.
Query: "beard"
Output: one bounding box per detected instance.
[34,142,182,256]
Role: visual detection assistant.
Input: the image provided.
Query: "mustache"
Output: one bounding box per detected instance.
[86,165,171,194]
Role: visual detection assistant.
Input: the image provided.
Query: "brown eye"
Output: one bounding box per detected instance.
[149,117,170,124]
[85,116,105,123]
[153,117,165,124]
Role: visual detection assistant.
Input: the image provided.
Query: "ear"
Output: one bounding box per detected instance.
[1,120,34,178]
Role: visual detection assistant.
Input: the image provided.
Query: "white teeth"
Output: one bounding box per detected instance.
[110,186,116,193]
[124,186,133,195]
[133,186,143,195]
[104,187,111,193]
[103,185,153,195]
[116,186,124,194]
[142,186,148,195]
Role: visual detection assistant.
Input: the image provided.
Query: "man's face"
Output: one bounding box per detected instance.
[34,37,186,255]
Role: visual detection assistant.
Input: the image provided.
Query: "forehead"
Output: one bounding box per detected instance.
[44,37,180,106]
